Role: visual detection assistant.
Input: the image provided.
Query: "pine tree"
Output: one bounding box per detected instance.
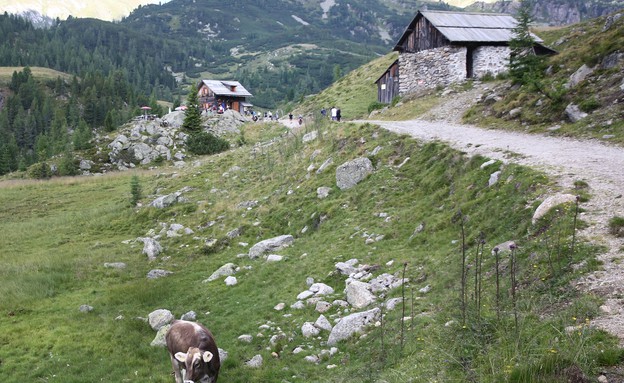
[509,0,545,89]
[181,83,202,132]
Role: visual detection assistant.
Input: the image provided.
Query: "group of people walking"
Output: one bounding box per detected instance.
[320,106,341,121]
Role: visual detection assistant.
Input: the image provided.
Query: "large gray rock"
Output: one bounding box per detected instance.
[150,324,171,347]
[147,269,173,279]
[149,192,183,209]
[532,194,578,224]
[248,235,294,259]
[310,283,334,296]
[314,314,333,332]
[345,280,376,309]
[565,103,588,123]
[138,237,163,260]
[327,308,381,346]
[302,322,320,338]
[336,157,374,190]
[245,354,263,368]
[566,64,595,89]
[148,309,174,331]
[205,263,238,282]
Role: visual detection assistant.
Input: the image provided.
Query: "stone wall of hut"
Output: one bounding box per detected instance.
[473,46,511,78]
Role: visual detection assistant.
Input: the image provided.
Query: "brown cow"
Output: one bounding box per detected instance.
[165,320,220,383]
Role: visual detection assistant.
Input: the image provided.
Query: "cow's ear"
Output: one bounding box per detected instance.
[201,351,213,363]
[174,352,187,363]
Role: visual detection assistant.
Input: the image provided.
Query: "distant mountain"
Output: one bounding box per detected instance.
[0,0,171,22]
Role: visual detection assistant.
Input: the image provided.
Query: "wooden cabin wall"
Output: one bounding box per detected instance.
[402,17,449,53]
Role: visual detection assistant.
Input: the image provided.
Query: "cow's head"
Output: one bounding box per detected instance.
[174,347,214,383]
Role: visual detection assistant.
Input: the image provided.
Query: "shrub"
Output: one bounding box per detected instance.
[186,131,230,155]
[368,101,386,114]
[27,162,53,179]
[608,216,624,237]
[578,97,601,113]
[130,175,142,206]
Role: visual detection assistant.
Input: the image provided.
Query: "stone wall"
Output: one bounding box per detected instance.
[398,45,511,95]
[473,46,510,78]
[399,46,467,95]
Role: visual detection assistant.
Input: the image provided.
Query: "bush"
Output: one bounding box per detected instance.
[27,162,53,179]
[368,101,386,114]
[186,131,230,155]
[608,216,624,237]
[579,97,601,113]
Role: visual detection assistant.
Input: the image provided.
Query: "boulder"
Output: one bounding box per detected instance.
[266,254,284,262]
[327,308,381,346]
[150,324,171,347]
[317,186,332,199]
[345,280,376,309]
[79,304,94,313]
[532,194,578,224]
[314,314,333,332]
[310,283,334,296]
[180,311,196,321]
[138,237,163,260]
[224,276,238,286]
[303,131,318,143]
[205,263,238,282]
[249,235,294,259]
[488,171,501,187]
[238,334,253,343]
[302,322,320,338]
[565,64,595,89]
[149,192,183,209]
[104,262,127,269]
[147,269,173,279]
[565,104,588,123]
[148,309,174,331]
[336,157,374,190]
[245,355,263,368]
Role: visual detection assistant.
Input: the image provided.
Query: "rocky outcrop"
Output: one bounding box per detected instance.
[327,308,381,346]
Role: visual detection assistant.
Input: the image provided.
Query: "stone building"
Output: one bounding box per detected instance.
[376,10,555,102]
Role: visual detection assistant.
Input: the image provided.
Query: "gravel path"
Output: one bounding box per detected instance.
[361,85,624,343]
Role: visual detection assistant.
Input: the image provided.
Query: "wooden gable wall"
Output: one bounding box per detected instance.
[398,16,449,53]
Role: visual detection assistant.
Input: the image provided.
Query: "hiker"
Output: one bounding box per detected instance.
[321,108,326,118]
[331,106,337,121]
[289,112,293,121]
[336,108,341,122]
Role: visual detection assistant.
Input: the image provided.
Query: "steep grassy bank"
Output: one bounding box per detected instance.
[0,120,620,382]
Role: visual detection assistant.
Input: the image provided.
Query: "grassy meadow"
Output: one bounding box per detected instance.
[0,118,621,382]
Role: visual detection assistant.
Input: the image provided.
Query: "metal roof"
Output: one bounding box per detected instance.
[395,10,544,48]
[199,80,253,97]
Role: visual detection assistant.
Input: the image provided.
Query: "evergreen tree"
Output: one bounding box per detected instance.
[181,83,202,132]
[58,147,79,176]
[509,0,545,89]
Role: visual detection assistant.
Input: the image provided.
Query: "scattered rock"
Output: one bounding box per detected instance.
[149,191,184,209]
[205,263,238,282]
[327,308,381,346]
[314,315,333,332]
[565,64,595,89]
[488,171,501,187]
[245,354,263,368]
[345,280,376,309]
[302,322,320,338]
[317,186,332,199]
[249,235,294,259]
[336,157,374,190]
[385,298,403,311]
[79,304,94,313]
[304,355,320,364]
[303,131,318,143]
[315,301,332,313]
[138,237,163,260]
[147,269,173,279]
[316,157,334,174]
[148,309,174,331]
[532,194,578,224]
[150,324,171,347]
[266,254,284,262]
[274,302,286,311]
[180,311,197,321]
[310,283,335,296]
[565,103,588,123]
[238,334,253,343]
[218,348,229,362]
[224,276,238,286]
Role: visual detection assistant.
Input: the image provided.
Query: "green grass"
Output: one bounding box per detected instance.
[0,120,620,382]
[0,66,72,85]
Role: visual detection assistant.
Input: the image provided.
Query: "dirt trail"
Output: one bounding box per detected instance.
[363,84,624,343]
